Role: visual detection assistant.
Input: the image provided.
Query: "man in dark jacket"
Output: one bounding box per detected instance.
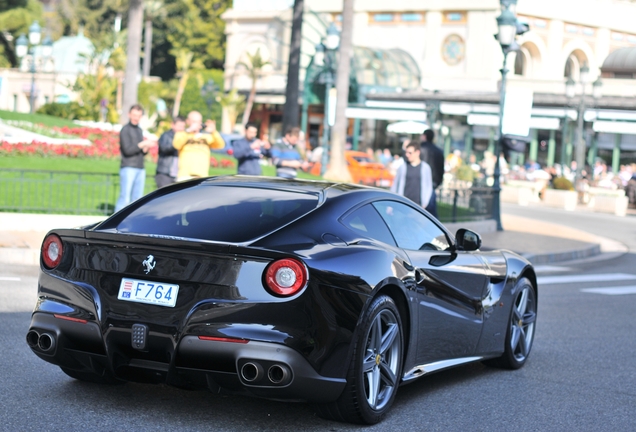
[232,122,269,175]
[420,129,445,217]
[115,104,156,212]
[155,116,185,188]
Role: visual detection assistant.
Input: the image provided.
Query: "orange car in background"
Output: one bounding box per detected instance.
[310,150,394,188]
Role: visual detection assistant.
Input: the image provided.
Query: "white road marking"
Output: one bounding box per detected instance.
[537,273,636,285]
[534,265,573,273]
[581,286,636,295]
[0,277,21,281]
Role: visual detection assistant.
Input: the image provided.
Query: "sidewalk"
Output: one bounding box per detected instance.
[0,210,628,267]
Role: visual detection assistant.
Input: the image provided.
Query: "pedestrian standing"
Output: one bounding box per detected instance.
[271,127,310,179]
[172,111,225,181]
[232,122,270,175]
[391,141,433,214]
[155,116,186,188]
[115,104,156,212]
[419,129,445,217]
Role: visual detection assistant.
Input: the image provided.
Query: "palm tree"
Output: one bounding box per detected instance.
[324,0,353,182]
[142,0,163,77]
[171,48,194,117]
[217,89,246,132]
[122,0,144,121]
[282,0,304,131]
[239,48,270,126]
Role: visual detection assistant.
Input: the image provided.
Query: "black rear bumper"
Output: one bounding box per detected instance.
[27,311,346,403]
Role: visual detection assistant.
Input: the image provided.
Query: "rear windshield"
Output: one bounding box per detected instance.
[115,185,319,242]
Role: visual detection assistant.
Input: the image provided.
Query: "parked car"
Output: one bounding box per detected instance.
[310,150,394,187]
[28,176,537,424]
[214,132,243,155]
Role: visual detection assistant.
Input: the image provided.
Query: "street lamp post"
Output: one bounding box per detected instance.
[565,64,602,185]
[15,21,52,114]
[314,23,340,176]
[492,2,520,231]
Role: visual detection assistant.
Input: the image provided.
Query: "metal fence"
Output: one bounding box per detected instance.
[437,186,495,223]
[0,169,152,215]
[0,169,496,221]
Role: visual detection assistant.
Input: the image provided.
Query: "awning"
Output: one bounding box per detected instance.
[593,121,636,134]
[386,121,428,134]
[467,114,561,130]
[346,106,427,121]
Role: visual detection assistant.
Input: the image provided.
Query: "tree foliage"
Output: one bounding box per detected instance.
[164,0,229,70]
[56,0,126,43]
[0,0,42,66]
[179,68,224,122]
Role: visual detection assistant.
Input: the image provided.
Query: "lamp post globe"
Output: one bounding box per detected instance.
[28,21,41,46]
[325,22,340,51]
[15,34,28,59]
[496,8,517,47]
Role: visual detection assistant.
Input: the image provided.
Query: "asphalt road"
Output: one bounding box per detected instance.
[1,206,635,431]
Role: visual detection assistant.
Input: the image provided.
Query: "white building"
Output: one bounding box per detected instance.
[0,31,94,113]
[225,0,636,170]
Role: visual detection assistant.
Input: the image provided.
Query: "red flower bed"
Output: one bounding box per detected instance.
[0,125,236,169]
[0,126,158,160]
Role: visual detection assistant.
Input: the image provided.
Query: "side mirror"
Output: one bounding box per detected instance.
[455,228,481,251]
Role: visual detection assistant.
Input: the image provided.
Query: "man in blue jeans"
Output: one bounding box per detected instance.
[115,104,156,212]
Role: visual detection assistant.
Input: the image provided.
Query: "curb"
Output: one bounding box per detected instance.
[522,243,602,265]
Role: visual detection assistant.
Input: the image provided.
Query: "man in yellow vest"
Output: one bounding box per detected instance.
[172,111,225,181]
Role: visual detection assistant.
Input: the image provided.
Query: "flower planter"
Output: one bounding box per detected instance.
[591,195,629,216]
[501,185,534,206]
[542,189,578,211]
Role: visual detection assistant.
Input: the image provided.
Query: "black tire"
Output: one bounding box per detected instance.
[60,367,123,385]
[317,295,403,424]
[484,277,537,369]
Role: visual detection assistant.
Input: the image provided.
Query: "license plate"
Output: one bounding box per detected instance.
[118,278,179,308]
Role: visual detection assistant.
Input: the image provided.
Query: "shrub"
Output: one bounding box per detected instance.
[36,102,89,120]
[455,164,475,182]
[552,177,574,191]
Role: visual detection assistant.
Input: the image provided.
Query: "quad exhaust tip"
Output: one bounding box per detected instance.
[267,364,290,385]
[240,362,263,382]
[26,330,56,353]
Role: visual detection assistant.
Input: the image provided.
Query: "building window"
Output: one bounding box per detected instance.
[565,24,578,34]
[369,12,425,24]
[534,19,547,28]
[372,13,394,23]
[514,50,525,76]
[628,35,636,44]
[400,13,423,22]
[582,27,595,36]
[443,12,466,24]
[612,32,624,41]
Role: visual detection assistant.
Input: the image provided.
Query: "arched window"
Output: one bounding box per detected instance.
[564,56,575,78]
[514,50,524,75]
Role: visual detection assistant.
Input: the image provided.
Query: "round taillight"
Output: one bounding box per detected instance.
[42,235,63,269]
[264,258,308,296]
